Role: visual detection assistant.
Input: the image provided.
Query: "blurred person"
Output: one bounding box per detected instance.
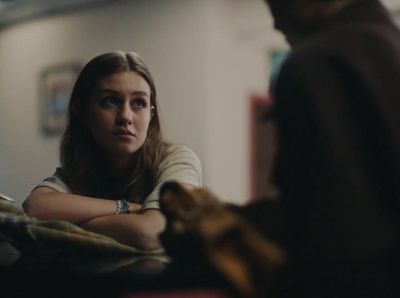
[261,0,400,297]
[141,0,399,296]
[23,51,202,251]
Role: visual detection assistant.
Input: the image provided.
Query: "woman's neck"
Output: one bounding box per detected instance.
[96,151,137,181]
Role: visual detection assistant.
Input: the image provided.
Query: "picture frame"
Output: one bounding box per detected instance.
[249,93,278,200]
[39,63,81,136]
[269,49,289,91]
[248,49,289,200]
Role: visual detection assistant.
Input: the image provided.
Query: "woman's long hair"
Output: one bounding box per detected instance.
[60,51,169,202]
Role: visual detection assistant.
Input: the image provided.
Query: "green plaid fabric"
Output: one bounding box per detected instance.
[0,199,164,256]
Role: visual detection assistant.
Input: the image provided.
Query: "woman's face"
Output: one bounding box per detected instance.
[87,71,153,166]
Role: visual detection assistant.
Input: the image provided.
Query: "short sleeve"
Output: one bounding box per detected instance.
[141,144,202,211]
[33,168,71,193]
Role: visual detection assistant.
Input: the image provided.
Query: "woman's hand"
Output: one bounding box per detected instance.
[128,202,142,213]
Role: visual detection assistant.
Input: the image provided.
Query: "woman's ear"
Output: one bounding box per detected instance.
[151,106,155,118]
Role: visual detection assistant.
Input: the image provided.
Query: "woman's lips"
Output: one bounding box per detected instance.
[113,130,135,139]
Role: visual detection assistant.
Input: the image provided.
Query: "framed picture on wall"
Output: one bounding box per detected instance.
[248,49,289,200]
[269,49,289,91]
[39,63,81,136]
[249,93,278,200]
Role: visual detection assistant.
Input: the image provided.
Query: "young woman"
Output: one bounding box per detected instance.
[23,51,202,251]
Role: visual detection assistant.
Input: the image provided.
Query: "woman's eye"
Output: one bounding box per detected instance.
[131,98,147,109]
[100,97,119,107]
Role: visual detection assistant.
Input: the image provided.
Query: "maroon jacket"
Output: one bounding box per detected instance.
[260,0,400,297]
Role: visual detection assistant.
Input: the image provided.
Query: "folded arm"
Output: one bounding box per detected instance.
[80,209,166,250]
[23,187,141,224]
[23,187,164,250]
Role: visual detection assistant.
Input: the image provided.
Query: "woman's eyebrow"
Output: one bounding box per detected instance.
[97,89,149,97]
[131,91,150,97]
[96,88,119,94]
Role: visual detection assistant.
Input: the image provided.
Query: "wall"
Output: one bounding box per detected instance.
[203,0,285,203]
[0,0,283,205]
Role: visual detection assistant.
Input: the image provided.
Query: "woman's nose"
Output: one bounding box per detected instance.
[117,103,133,125]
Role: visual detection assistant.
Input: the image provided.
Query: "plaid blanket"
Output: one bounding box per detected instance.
[0,199,165,256]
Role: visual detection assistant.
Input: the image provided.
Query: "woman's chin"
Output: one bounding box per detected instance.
[107,146,139,160]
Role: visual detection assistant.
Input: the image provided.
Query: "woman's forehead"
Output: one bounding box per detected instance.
[95,71,151,96]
